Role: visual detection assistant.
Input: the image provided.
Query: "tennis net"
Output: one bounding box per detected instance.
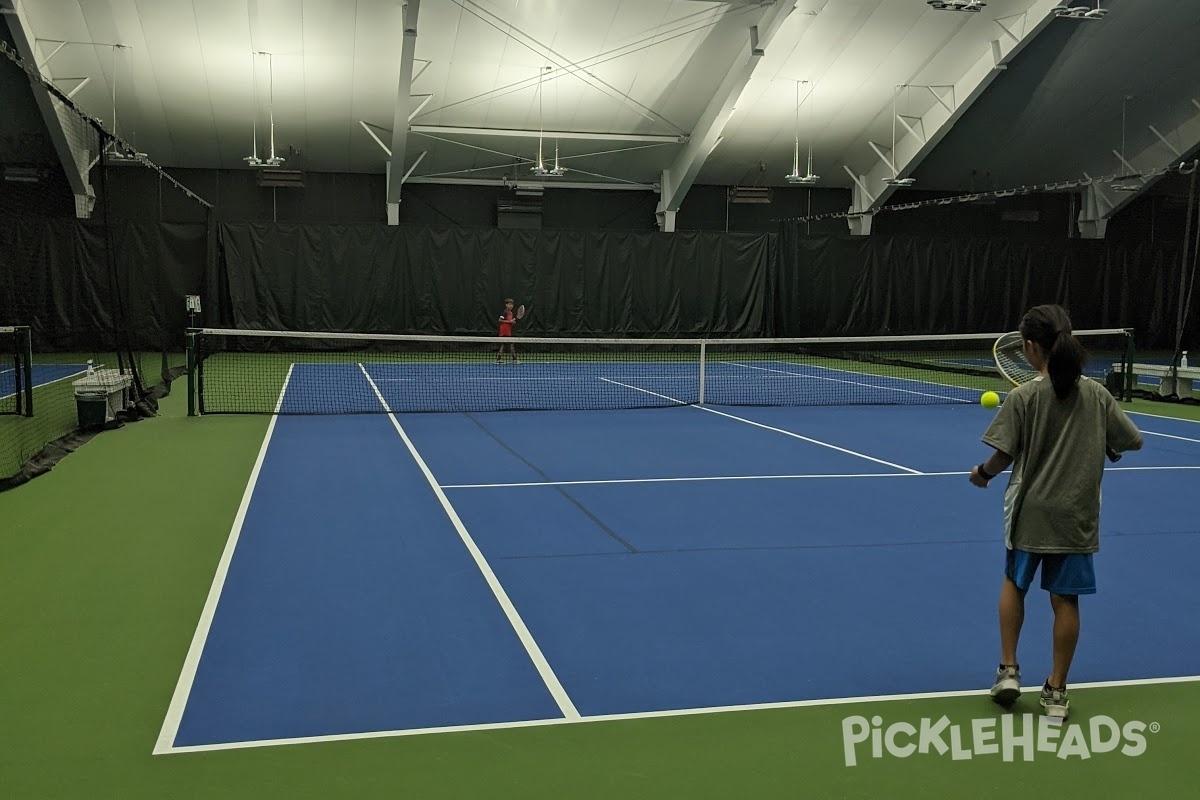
[187,327,1135,415]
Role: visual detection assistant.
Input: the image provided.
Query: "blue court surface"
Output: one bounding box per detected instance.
[0,363,90,402]
[159,362,1200,752]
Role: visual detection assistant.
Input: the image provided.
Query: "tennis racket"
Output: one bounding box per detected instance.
[515,304,527,320]
[993,331,1122,463]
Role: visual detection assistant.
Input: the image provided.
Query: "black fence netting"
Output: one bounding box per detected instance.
[0,41,209,490]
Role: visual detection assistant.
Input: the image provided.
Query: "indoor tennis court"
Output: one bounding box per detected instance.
[158,369,1200,752]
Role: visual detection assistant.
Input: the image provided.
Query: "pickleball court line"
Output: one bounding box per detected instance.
[728,361,973,403]
[156,673,1200,755]
[0,365,92,402]
[598,377,923,474]
[492,525,1200,562]
[440,464,1200,489]
[153,363,297,755]
[357,363,580,721]
[1143,430,1200,445]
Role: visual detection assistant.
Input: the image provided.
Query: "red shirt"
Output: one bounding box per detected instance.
[498,309,514,336]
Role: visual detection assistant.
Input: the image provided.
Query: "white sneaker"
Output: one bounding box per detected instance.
[1040,683,1070,720]
[990,665,1021,707]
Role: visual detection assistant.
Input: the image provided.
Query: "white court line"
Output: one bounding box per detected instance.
[157,673,1200,755]
[1130,410,1200,426]
[0,366,91,402]
[357,362,580,721]
[442,464,1200,489]
[444,472,942,488]
[599,377,923,474]
[729,361,972,403]
[153,363,296,756]
[1143,430,1200,445]
[372,375,699,383]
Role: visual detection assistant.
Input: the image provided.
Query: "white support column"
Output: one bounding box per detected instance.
[846,1,1065,235]
[1077,184,1111,240]
[655,1,802,230]
[386,0,421,225]
[4,0,96,217]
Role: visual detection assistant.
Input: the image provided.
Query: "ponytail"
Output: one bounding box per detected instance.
[1047,328,1086,399]
[1019,304,1087,399]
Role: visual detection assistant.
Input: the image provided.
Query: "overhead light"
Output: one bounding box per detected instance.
[1053,2,1106,19]
[100,43,145,165]
[245,51,285,168]
[1109,97,1139,191]
[535,160,566,176]
[530,66,566,177]
[882,86,916,188]
[786,174,820,186]
[928,1,986,12]
[243,154,285,168]
[785,79,820,186]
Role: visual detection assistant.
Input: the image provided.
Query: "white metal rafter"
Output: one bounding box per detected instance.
[655,0,802,232]
[1077,100,1200,239]
[844,0,1065,236]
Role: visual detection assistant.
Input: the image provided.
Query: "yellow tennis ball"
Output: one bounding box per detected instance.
[981,391,1000,409]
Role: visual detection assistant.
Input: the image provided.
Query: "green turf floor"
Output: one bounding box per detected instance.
[1,389,1197,798]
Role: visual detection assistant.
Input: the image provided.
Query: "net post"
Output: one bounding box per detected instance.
[21,326,34,417]
[1123,329,1135,402]
[186,328,198,417]
[698,341,706,404]
[10,331,24,416]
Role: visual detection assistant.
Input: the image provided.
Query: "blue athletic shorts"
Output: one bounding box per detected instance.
[1005,548,1096,596]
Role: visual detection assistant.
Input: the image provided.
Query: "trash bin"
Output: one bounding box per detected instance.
[75,392,111,430]
[73,369,134,431]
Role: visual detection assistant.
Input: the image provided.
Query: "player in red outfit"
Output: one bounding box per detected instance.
[496,298,519,363]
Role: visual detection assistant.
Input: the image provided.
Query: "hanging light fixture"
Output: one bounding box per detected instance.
[245,51,284,167]
[927,1,986,12]
[1113,95,1141,192]
[531,65,565,177]
[1052,1,1106,19]
[883,85,916,187]
[103,44,146,163]
[785,80,819,185]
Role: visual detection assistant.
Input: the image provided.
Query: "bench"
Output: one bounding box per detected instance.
[1111,362,1200,399]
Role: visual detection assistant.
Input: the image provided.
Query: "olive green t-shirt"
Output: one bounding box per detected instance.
[981,376,1142,554]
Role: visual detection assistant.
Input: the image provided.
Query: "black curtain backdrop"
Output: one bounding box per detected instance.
[0,218,205,351]
[4,218,1195,353]
[215,224,775,337]
[776,228,1192,349]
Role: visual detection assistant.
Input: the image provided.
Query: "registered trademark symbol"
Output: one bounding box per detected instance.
[1149,722,1161,734]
